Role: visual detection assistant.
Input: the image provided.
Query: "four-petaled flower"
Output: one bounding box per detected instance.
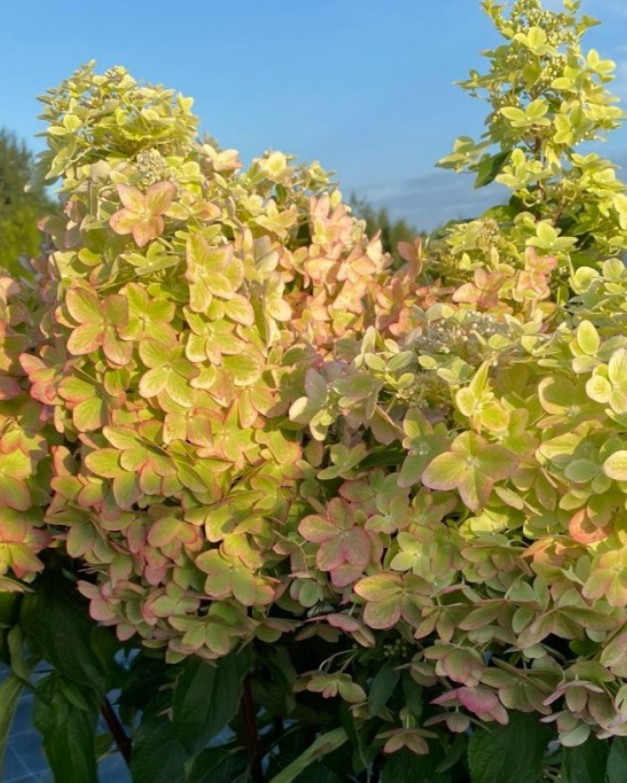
[65,285,131,366]
[354,572,430,630]
[587,348,627,414]
[185,234,244,312]
[195,548,274,607]
[431,686,508,724]
[109,181,176,247]
[583,548,627,607]
[299,498,372,587]
[421,431,518,512]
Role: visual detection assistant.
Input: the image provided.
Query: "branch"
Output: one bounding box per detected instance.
[241,676,264,783]
[101,697,132,767]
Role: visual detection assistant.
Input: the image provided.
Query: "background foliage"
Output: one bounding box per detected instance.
[0,130,53,278]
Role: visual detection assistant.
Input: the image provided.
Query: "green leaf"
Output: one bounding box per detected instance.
[475,150,511,189]
[186,748,252,783]
[562,737,609,783]
[608,737,627,783]
[131,711,187,783]
[382,747,451,783]
[402,671,424,718]
[21,574,105,693]
[468,711,554,783]
[267,728,348,783]
[33,674,99,783]
[368,662,400,715]
[291,764,344,783]
[172,648,251,754]
[0,672,23,771]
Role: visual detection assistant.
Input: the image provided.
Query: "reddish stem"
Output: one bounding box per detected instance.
[101,697,132,766]
[241,676,264,783]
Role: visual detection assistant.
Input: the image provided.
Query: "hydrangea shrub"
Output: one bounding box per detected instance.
[4,1,627,781]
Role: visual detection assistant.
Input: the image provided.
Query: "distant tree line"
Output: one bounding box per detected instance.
[0,130,53,276]
[350,194,423,263]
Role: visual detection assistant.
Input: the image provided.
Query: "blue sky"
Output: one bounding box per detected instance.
[2,0,627,229]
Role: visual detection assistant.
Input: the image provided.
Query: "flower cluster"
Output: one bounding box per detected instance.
[8,62,406,665]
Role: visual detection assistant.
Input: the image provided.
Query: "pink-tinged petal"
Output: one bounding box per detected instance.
[457,470,489,513]
[113,473,141,511]
[327,498,354,531]
[452,283,481,304]
[145,180,176,215]
[132,216,164,247]
[67,323,103,355]
[606,576,627,609]
[224,294,255,326]
[204,571,233,601]
[440,649,482,686]
[66,288,103,324]
[0,476,31,511]
[109,208,139,236]
[139,368,169,399]
[73,396,106,433]
[147,517,181,548]
[330,562,363,588]
[363,596,402,630]
[582,570,611,602]
[58,376,94,403]
[67,524,96,558]
[0,377,21,400]
[189,281,212,313]
[103,294,129,327]
[490,703,509,725]
[517,613,554,648]
[457,687,499,715]
[231,569,257,606]
[10,545,44,577]
[422,452,468,492]
[103,330,133,366]
[343,529,371,569]
[479,446,519,482]
[84,449,124,479]
[568,509,610,544]
[326,614,361,632]
[354,574,403,602]
[299,514,336,543]
[431,689,463,706]
[317,536,345,571]
[90,600,117,623]
[117,183,146,213]
[397,238,421,264]
[447,713,471,733]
